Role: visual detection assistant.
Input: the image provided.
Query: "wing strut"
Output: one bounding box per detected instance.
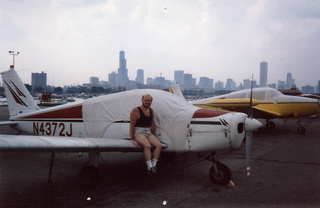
[48,153,55,183]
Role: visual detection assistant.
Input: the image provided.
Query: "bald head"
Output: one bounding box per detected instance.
[142,94,153,108]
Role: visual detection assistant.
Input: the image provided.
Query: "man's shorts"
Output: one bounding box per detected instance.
[135,133,157,142]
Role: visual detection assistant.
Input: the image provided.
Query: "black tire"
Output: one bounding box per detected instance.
[160,152,177,162]
[266,121,275,130]
[209,162,231,185]
[297,126,306,134]
[79,166,100,188]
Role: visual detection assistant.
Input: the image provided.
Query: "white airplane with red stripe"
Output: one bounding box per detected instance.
[0,66,262,186]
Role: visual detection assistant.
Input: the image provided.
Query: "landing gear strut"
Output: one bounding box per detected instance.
[206,153,231,185]
[78,152,101,187]
[48,153,55,183]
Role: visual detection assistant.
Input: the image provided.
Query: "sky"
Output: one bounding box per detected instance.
[1,0,320,88]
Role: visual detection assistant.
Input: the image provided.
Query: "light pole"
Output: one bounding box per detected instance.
[8,51,19,67]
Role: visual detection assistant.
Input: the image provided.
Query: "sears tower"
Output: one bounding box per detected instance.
[117,50,128,87]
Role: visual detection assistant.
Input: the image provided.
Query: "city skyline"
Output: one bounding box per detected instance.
[1,62,318,94]
[102,51,316,91]
[5,51,318,91]
[32,61,320,92]
[1,1,319,88]
[1,51,317,92]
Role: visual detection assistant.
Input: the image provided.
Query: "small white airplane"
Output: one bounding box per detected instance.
[192,87,320,134]
[0,66,262,186]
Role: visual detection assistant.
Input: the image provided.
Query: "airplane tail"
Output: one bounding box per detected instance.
[169,83,185,100]
[1,65,40,117]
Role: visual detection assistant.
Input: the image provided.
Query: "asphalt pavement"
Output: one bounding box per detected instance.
[0,106,319,208]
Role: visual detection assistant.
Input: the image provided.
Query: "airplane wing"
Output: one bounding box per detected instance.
[0,135,167,153]
[0,121,18,125]
[194,98,285,118]
[252,106,283,117]
[194,98,260,108]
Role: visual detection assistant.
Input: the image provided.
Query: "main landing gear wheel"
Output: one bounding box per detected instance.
[209,162,231,185]
[79,166,100,188]
[296,120,306,134]
[297,126,306,134]
[266,121,275,130]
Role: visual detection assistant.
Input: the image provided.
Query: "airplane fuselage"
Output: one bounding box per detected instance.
[1,67,263,186]
[9,101,249,153]
[193,87,320,119]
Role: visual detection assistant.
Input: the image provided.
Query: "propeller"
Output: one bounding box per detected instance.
[245,74,254,176]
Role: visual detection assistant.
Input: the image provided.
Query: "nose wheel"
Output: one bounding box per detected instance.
[206,154,231,185]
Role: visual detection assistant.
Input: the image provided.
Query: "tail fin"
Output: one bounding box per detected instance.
[1,66,40,117]
[169,83,185,100]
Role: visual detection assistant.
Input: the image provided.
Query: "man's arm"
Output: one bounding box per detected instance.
[129,108,139,146]
[129,108,138,139]
[151,108,156,135]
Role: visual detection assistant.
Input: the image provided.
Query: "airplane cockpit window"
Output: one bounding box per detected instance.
[269,89,282,98]
[227,92,247,99]
[252,91,266,100]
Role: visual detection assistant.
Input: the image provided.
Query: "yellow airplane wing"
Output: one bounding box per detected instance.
[194,98,260,108]
[252,106,284,117]
[195,98,285,118]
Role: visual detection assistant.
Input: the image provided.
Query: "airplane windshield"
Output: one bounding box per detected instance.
[269,90,282,98]
[227,92,247,99]
[252,91,266,100]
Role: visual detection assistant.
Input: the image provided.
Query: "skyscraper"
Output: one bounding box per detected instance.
[225,78,236,91]
[90,77,99,86]
[136,69,144,84]
[184,73,193,88]
[108,71,117,87]
[174,70,184,86]
[117,50,128,87]
[146,77,153,85]
[260,61,268,87]
[278,80,286,89]
[215,81,224,90]
[199,77,213,89]
[31,71,47,92]
[243,79,251,89]
[286,73,295,89]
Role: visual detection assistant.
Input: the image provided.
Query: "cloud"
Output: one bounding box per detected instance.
[1,0,319,88]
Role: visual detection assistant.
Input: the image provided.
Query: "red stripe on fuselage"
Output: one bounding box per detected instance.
[18,105,228,120]
[20,105,83,119]
[192,108,229,118]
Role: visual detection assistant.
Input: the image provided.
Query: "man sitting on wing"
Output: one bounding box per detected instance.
[129,94,162,176]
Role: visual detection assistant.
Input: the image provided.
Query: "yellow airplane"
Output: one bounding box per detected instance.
[192,87,320,134]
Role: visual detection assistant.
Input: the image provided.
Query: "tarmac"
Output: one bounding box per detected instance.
[0,106,319,208]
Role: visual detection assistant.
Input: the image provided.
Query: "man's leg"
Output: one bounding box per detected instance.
[136,137,152,162]
[135,134,153,171]
[149,136,162,166]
